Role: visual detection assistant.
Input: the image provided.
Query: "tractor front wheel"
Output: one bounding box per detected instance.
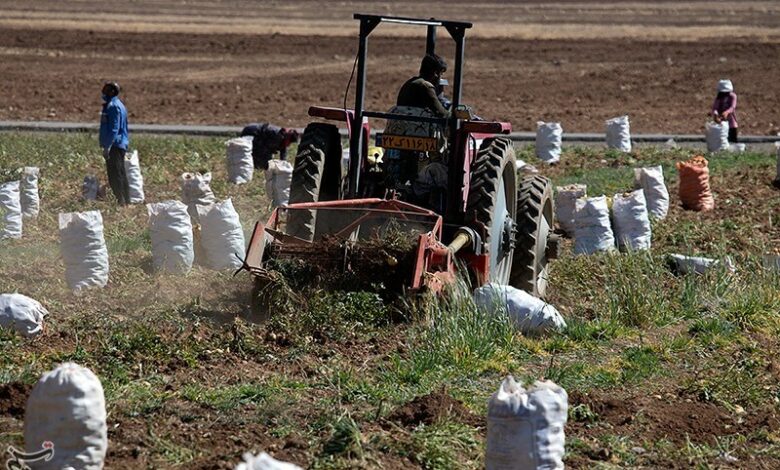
[466,137,518,285]
[286,123,342,240]
[510,175,555,297]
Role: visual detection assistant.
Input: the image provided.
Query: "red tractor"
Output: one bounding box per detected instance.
[243,14,557,308]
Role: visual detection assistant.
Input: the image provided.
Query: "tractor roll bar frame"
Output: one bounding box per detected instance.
[347,14,473,201]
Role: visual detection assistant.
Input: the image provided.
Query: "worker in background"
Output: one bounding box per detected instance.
[397,53,450,118]
[98,81,130,205]
[711,79,739,143]
[240,123,299,170]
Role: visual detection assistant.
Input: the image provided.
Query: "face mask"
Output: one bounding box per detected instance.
[102,94,110,102]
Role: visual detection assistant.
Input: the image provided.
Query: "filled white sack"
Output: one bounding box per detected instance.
[341,147,351,178]
[181,172,216,221]
[573,195,615,255]
[633,165,669,219]
[226,136,254,184]
[25,363,107,470]
[147,200,194,274]
[762,255,780,273]
[486,376,568,470]
[0,180,22,239]
[265,160,293,208]
[611,190,652,251]
[124,150,145,204]
[554,184,586,237]
[197,198,245,270]
[474,284,566,335]
[535,121,562,164]
[0,293,47,337]
[605,115,632,152]
[705,121,730,152]
[775,142,780,182]
[20,167,40,218]
[59,211,109,292]
[668,254,735,275]
[234,452,303,470]
[82,176,99,201]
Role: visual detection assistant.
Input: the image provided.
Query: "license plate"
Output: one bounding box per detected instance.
[379,134,438,152]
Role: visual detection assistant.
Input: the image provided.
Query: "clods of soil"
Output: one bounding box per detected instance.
[389,388,483,428]
[0,382,31,419]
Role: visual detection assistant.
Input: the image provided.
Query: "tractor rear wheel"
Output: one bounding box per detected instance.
[467,137,517,285]
[287,123,342,240]
[510,175,554,297]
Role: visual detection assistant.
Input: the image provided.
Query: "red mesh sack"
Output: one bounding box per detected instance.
[676,155,714,211]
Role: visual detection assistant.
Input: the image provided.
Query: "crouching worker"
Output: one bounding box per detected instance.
[240,123,299,170]
[711,79,739,143]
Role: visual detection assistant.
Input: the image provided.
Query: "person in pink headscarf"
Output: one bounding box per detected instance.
[711,79,739,143]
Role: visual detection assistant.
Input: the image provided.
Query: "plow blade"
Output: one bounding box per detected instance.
[243,199,455,292]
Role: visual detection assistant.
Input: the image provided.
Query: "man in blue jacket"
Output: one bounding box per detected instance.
[99,81,130,205]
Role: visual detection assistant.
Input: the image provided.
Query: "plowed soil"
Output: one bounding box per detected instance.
[1,0,779,134]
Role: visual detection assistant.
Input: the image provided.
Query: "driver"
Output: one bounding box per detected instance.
[396,53,450,118]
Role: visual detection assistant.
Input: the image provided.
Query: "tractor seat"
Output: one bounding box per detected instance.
[384,106,445,139]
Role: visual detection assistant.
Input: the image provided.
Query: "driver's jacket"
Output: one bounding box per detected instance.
[396,76,449,118]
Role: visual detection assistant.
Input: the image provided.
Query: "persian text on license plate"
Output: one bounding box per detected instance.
[379,134,438,152]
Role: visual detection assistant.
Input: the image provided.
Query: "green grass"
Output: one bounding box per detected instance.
[2,132,780,468]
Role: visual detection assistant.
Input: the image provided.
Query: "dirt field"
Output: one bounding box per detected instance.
[1,1,779,134]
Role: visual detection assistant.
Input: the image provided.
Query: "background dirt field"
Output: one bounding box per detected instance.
[0,0,779,134]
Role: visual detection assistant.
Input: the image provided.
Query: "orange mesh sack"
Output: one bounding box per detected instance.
[676,155,714,211]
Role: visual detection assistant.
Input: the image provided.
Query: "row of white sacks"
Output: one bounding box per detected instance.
[0,168,40,239]
[60,203,244,292]
[14,360,568,470]
[535,116,750,164]
[83,146,292,209]
[224,137,294,207]
[535,117,632,163]
[555,165,670,254]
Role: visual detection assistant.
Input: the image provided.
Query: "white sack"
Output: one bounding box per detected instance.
[605,115,632,152]
[535,121,562,164]
[147,201,194,274]
[181,172,216,221]
[124,150,145,204]
[573,195,615,255]
[82,176,99,201]
[0,180,22,239]
[486,376,567,470]
[763,255,780,273]
[612,190,652,251]
[341,148,351,178]
[668,254,735,275]
[59,211,109,292]
[265,160,293,208]
[0,293,47,337]
[235,452,303,470]
[197,198,245,270]
[24,363,107,470]
[705,121,730,152]
[226,136,254,184]
[554,184,587,237]
[775,142,780,181]
[474,284,566,334]
[20,167,40,218]
[633,165,669,219]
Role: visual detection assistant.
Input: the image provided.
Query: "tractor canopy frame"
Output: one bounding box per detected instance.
[347,14,471,215]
